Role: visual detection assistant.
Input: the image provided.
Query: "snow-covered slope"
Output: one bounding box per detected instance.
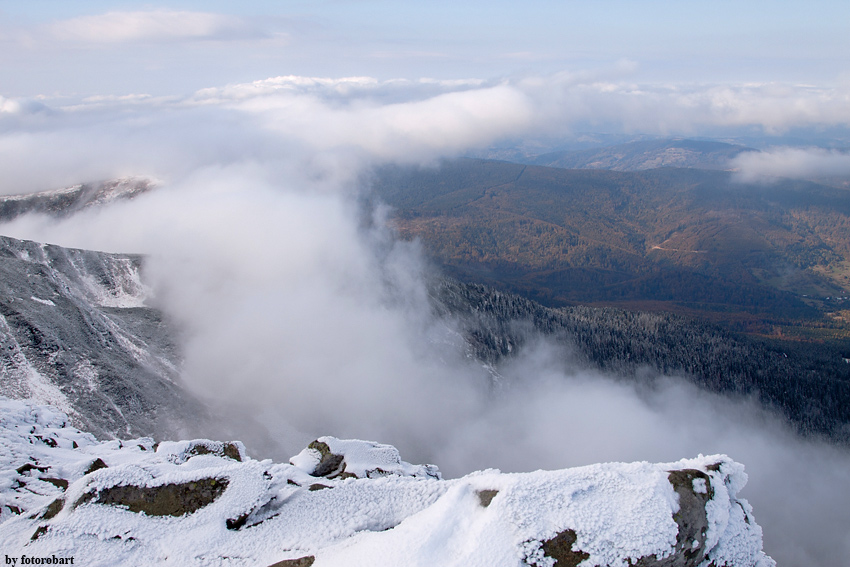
[0,234,205,440]
[0,398,774,567]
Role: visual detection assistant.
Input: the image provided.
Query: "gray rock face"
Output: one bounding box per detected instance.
[0,234,206,440]
[76,476,229,517]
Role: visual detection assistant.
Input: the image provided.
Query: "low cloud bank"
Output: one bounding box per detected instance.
[732,146,850,182]
[2,74,850,193]
[1,75,849,566]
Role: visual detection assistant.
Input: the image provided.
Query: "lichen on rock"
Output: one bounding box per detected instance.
[76,477,228,517]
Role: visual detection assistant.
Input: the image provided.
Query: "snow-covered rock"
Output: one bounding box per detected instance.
[290,436,441,480]
[0,398,774,567]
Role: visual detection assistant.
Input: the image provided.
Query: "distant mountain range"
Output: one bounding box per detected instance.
[521,139,757,171]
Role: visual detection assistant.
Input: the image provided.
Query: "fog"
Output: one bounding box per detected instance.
[2,76,850,566]
[732,146,850,182]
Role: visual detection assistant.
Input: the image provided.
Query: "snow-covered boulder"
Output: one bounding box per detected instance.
[0,398,774,567]
[289,436,441,480]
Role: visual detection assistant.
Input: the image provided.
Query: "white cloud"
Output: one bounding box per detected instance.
[200,75,850,146]
[0,96,22,114]
[225,82,535,161]
[0,78,536,195]
[192,75,488,106]
[193,76,385,103]
[3,74,850,196]
[515,79,850,137]
[47,10,266,44]
[0,96,48,116]
[731,147,850,182]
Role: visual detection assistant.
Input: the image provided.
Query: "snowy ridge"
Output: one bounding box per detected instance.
[0,398,774,567]
[0,178,156,222]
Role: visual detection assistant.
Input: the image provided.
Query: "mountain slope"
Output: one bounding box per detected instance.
[2,228,846,446]
[0,234,205,440]
[435,278,850,442]
[369,159,850,332]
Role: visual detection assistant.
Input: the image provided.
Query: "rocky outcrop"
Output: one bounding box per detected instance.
[76,477,228,517]
[0,400,775,567]
[540,529,590,567]
[537,469,715,567]
[267,558,315,567]
[289,436,441,480]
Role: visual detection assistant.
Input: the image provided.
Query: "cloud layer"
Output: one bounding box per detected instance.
[2,75,850,195]
[47,10,266,43]
[732,146,850,181]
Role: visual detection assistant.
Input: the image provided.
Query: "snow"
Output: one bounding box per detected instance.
[0,318,76,417]
[72,256,150,309]
[0,398,775,567]
[0,185,82,202]
[290,436,442,480]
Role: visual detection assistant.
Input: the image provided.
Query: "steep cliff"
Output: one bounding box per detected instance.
[0,234,204,440]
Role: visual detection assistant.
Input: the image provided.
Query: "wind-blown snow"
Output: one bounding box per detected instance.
[0,398,774,567]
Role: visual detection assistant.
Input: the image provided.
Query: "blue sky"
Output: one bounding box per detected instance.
[2,1,849,97]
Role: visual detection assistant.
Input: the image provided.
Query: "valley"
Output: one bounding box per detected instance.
[369,157,850,345]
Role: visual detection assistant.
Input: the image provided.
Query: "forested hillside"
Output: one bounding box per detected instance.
[436,279,850,443]
[369,159,850,338]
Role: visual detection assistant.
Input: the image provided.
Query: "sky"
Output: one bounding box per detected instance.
[2,1,850,98]
[2,3,850,566]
